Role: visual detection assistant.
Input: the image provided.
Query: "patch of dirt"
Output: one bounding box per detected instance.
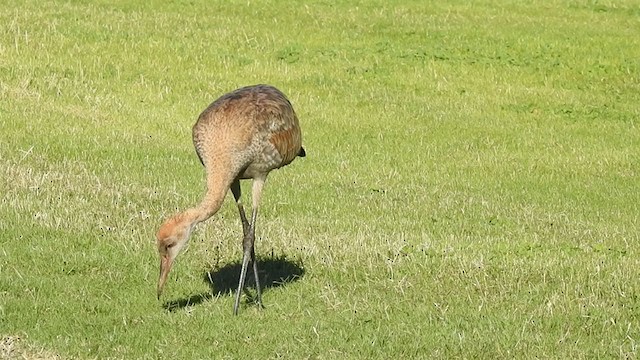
[1,335,61,360]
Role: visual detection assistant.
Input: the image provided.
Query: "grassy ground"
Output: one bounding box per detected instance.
[1,0,639,358]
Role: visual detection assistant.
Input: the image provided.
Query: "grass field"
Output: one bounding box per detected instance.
[1,0,639,358]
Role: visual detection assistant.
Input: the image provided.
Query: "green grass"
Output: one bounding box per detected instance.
[1,0,639,358]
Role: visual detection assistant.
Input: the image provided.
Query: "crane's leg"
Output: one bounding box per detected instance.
[233,177,266,315]
[230,179,250,236]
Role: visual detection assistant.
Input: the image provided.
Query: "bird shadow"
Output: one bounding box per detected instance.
[162,254,304,312]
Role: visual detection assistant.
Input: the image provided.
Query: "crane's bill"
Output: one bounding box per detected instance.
[157,256,173,300]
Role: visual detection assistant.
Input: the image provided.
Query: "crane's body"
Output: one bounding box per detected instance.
[156,84,305,314]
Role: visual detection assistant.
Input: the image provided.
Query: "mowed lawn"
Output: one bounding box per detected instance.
[1,0,639,358]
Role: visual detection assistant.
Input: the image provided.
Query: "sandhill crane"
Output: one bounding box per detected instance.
[155,84,305,314]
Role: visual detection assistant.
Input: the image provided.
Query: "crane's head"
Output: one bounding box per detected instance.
[156,214,193,299]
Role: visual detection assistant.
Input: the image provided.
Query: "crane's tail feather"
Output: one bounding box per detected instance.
[298,147,306,157]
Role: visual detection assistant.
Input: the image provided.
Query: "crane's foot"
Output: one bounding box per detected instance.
[233,289,264,314]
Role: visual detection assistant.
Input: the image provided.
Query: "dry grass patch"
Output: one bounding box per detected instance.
[1,335,61,360]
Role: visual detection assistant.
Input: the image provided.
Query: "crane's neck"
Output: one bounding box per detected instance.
[182,171,233,227]
[181,188,226,229]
